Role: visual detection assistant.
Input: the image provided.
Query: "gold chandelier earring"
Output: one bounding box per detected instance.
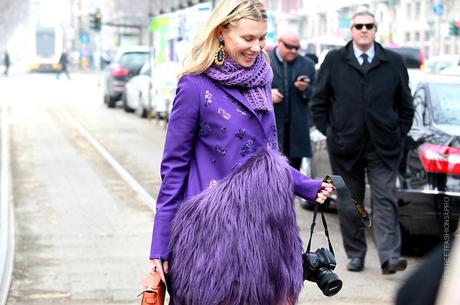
[214,37,225,66]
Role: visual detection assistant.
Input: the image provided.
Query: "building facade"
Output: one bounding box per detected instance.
[266,0,460,58]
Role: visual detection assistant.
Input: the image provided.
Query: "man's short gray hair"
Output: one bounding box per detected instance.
[352,6,377,27]
[352,7,375,20]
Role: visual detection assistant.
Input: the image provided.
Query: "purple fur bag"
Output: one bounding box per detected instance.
[169,147,303,305]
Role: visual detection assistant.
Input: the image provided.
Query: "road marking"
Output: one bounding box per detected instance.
[55,104,156,210]
[0,104,15,305]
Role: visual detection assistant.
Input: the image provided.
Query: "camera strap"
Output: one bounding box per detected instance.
[306,203,335,256]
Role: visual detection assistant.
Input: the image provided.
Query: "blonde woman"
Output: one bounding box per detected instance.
[147,0,334,304]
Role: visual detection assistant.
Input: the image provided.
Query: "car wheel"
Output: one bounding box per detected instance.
[106,95,117,108]
[139,106,148,118]
[400,225,439,256]
[122,92,135,113]
[137,95,148,118]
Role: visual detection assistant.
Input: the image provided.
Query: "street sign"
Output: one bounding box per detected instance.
[80,33,90,44]
[432,3,445,16]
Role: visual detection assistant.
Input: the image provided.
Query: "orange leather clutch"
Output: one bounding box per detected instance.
[140,268,165,305]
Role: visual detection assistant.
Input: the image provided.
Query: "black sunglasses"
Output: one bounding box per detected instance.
[281,40,300,51]
[353,23,375,30]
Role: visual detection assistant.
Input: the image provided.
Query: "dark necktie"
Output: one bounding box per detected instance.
[360,53,369,72]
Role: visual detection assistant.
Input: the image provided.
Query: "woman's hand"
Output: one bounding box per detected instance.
[315,182,335,204]
[271,88,284,104]
[143,259,169,290]
[150,259,169,274]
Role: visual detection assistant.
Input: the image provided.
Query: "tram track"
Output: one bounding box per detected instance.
[5,82,162,304]
[51,103,157,210]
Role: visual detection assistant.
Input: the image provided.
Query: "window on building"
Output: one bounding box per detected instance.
[444,44,450,54]
[425,31,430,41]
[415,2,420,19]
[406,3,411,19]
[415,32,420,42]
[406,32,411,42]
[268,0,280,10]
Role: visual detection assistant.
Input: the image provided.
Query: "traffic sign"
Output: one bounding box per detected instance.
[432,3,445,16]
[80,33,90,44]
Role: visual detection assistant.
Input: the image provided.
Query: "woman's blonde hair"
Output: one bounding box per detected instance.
[179,0,267,78]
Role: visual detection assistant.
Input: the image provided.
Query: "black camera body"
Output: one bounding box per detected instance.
[303,248,342,296]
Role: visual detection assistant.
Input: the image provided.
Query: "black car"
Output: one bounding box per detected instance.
[307,74,460,245]
[398,75,460,239]
[386,46,425,70]
[103,46,149,108]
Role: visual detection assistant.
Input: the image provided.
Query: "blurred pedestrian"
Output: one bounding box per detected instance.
[395,242,445,305]
[269,31,316,170]
[3,50,10,76]
[56,51,71,80]
[436,237,460,305]
[145,0,334,304]
[311,8,414,275]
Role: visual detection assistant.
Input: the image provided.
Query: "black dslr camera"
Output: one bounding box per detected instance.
[302,176,342,297]
[303,248,342,296]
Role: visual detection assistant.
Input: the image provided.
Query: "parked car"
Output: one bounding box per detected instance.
[123,62,151,117]
[307,74,460,244]
[150,62,182,122]
[103,46,149,108]
[398,75,459,238]
[424,55,460,74]
[386,45,425,70]
[439,65,460,76]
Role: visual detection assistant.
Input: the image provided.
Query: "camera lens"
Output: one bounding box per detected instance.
[317,269,343,297]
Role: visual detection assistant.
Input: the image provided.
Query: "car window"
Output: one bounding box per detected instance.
[119,52,149,70]
[139,63,151,76]
[429,83,460,126]
[388,47,421,69]
[412,88,426,127]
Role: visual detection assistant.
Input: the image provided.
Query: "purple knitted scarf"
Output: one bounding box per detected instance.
[205,53,273,111]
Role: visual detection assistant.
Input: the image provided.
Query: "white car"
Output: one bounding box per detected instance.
[439,65,460,76]
[123,62,151,117]
[150,62,182,121]
[424,55,460,74]
[124,62,182,120]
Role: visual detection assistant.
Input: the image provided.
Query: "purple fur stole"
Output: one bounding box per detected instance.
[169,148,303,305]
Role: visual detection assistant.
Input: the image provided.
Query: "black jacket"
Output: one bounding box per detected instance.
[311,41,414,169]
[269,48,316,158]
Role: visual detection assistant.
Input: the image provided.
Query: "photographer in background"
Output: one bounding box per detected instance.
[269,31,316,170]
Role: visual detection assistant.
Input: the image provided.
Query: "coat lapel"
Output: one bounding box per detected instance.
[343,43,364,75]
[366,44,388,73]
[219,85,263,125]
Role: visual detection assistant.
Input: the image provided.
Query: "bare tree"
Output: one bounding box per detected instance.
[0,0,29,47]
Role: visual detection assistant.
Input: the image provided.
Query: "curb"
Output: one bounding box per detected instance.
[0,105,15,305]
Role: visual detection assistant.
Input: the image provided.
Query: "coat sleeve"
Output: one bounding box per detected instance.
[150,75,200,260]
[396,60,415,136]
[295,57,315,101]
[304,58,316,99]
[310,53,333,135]
[290,167,323,202]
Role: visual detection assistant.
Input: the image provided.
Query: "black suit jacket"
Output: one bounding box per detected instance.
[311,41,414,169]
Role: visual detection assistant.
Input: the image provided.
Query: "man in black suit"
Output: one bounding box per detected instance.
[311,8,414,274]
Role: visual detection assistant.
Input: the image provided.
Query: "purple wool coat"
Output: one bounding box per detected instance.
[150,74,323,259]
